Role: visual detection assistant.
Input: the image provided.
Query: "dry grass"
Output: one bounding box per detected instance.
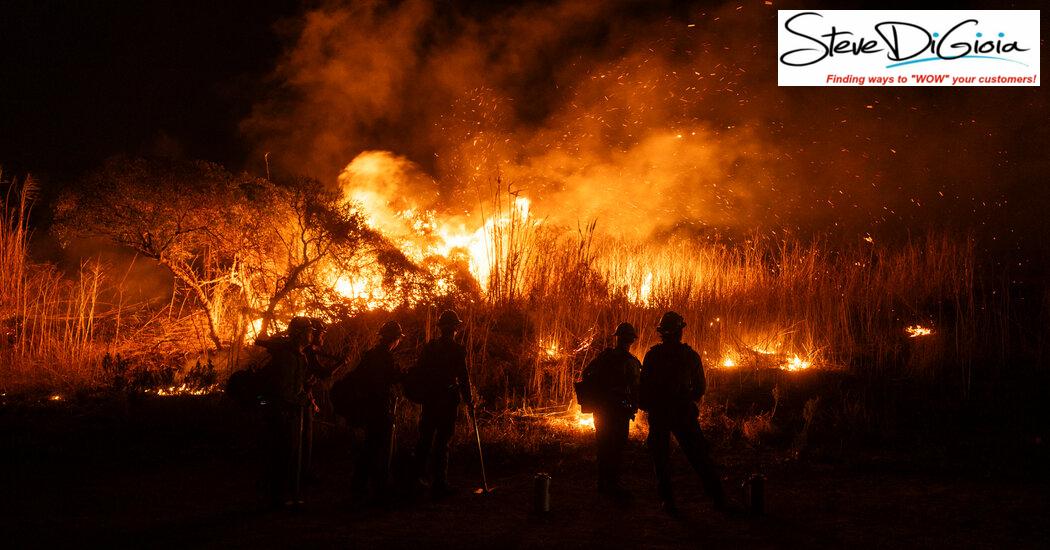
[2,175,113,388]
[0,174,1011,419]
[450,192,988,410]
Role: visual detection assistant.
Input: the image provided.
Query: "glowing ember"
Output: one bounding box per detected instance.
[147,384,221,397]
[540,338,561,360]
[718,348,813,371]
[330,268,389,310]
[513,195,531,220]
[540,405,597,433]
[627,271,654,305]
[577,413,595,430]
[244,317,264,342]
[906,325,933,338]
[48,394,63,401]
[638,272,654,304]
[333,276,355,297]
[783,355,811,371]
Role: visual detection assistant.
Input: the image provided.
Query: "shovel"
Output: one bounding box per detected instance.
[468,404,494,494]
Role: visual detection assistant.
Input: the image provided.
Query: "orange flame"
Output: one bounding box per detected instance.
[906,325,933,338]
[577,413,595,430]
[332,151,541,303]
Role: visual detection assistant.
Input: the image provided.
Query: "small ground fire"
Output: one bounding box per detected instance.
[906,325,933,338]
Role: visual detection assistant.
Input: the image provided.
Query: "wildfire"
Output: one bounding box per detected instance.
[245,317,264,342]
[540,338,561,360]
[329,151,544,306]
[147,384,221,397]
[906,325,933,338]
[627,271,654,305]
[783,354,811,372]
[260,150,834,384]
[577,412,595,430]
[540,404,596,433]
[714,342,814,372]
[513,195,531,220]
[330,267,390,310]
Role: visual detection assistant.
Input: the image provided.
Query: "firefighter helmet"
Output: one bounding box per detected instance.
[437,309,463,327]
[613,322,638,338]
[309,317,327,334]
[656,311,686,333]
[288,316,313,337]
[378,320,403,338]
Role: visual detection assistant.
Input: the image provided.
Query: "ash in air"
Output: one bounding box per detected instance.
[244,0,1047,243]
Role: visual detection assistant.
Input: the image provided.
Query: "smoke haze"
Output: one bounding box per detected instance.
[243,0,1049,244]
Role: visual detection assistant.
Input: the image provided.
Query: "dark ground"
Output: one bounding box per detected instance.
[2,393,1047,549]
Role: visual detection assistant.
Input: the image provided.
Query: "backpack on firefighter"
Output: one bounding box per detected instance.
[329,366,367,424]
[401,363,448,405]
[226,348,284,407]
[225,365,266,407]
[574,369,601,414]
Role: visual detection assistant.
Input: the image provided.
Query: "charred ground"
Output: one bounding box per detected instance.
[3,365,1047,548]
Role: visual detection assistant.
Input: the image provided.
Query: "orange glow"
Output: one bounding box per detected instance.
[540,338,561,360]
[627,271,654,305]
[244,317,264,343]
[906,325,933,338]
[577,413,595,430]
[148,384,220,397]
[543,405,597,433]
[715,348,814,371]
[330,151,543,304]
[330,266,390,310]
[258,153,833,381]
[783,354,811,372]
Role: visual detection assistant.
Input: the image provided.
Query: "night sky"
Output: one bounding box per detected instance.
[0,0,299,179]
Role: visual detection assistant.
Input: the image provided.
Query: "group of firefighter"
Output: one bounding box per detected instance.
[250,308,725,515]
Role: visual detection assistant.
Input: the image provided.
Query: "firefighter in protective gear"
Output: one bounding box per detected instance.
[639,311,726,514]
[349,320,404,503]
[580,321,641,498]
[255,316,314,507]
[300,318,342,482]
[413,309,472,498]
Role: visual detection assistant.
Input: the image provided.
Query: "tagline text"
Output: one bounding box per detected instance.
[824,73,1038,86]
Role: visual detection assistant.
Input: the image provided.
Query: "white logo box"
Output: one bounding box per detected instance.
[777,10,1040,86]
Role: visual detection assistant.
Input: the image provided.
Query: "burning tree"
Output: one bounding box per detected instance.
[234,175,399,337]
[53,157,415,353]
[54,158,250,350]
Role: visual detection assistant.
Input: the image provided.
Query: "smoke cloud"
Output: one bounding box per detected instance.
[243,0,1048,242]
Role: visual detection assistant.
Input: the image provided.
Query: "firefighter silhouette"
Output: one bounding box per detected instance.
[410,310,473,499]
[255,316,314,508]
[639,311,726,514]
[345,320,404,505]
[579,322,641,499]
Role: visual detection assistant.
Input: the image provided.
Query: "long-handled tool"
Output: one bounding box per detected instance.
[468,404,493,494]
[293,405,305,503]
